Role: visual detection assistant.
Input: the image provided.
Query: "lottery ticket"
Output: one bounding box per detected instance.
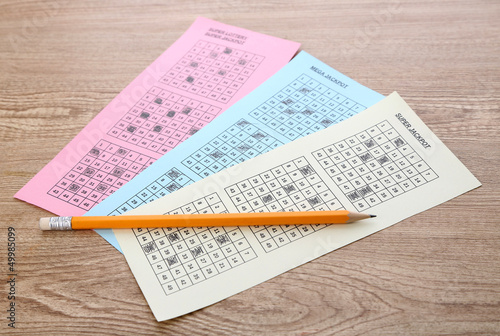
[15,17,300,216]
[112,92,481,321]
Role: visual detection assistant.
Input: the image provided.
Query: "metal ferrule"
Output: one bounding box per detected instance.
[49,216,73,230]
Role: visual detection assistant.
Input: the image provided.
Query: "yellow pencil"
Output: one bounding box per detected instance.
[39,210,375,230]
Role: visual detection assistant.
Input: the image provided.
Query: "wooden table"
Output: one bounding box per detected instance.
[1,1,499,334]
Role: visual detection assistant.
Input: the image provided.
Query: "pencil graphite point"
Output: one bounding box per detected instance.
[345,212,376,223]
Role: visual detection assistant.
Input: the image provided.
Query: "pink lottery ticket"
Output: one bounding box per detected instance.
[15,17,300,216]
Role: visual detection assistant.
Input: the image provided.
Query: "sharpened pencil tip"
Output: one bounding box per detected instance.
[370,214,377,218]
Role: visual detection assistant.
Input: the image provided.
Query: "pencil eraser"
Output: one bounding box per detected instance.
[39,217,51,230]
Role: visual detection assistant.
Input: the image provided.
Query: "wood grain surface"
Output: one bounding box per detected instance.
[1,0,499,335]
